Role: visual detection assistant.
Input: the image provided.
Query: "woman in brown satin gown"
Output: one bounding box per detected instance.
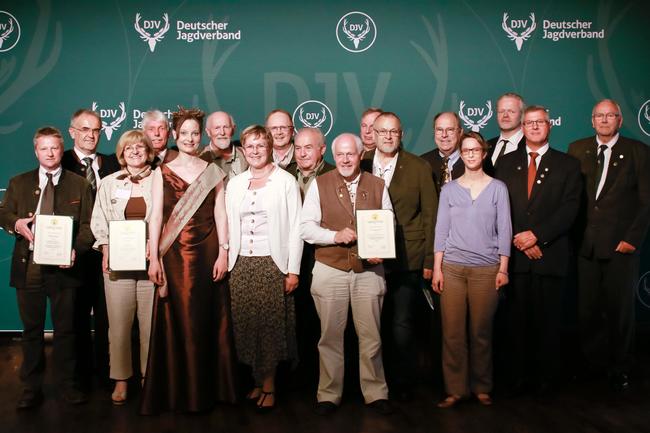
[141,107,237,414]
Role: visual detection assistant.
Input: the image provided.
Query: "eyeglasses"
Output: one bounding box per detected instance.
[374,129,401,137]
[434,127,459,135]
[269,126,292,133]
[461,147,483,156]
[523,120,548,128]
[72,126,102,136]
[592,113,620,120]
[124,144,147,153]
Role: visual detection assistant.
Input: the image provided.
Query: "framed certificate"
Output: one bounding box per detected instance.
[356,209,396,259]
[109,220,147,271]
[33,215,73,266]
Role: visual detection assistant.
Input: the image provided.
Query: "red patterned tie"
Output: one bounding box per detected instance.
[527,152,538,199]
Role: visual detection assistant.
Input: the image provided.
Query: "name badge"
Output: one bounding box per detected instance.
[114,188,131,200]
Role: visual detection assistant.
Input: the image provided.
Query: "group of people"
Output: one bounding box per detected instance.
[0,94,647,417]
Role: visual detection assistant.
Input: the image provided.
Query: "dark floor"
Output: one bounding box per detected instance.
[1,333,650,433]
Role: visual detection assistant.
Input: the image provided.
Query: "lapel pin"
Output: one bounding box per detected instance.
[517,166,522,170]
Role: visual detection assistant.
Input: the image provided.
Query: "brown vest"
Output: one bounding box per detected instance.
[315,170,385,272]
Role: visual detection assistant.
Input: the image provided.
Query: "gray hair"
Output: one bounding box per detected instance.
[295,127,325,147]
[331,133,363,156]
[142,110,170,130]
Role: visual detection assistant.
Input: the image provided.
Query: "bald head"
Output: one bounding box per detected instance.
[205,111,236,150]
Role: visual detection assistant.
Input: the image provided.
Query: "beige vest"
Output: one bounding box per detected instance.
[315,170,384,272]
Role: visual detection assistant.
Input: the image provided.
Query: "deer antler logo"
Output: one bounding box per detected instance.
[92,102,127,141]
[502,12,536,51]
[637,100,650,137]
[292,101,334,136]
[134,13,170,53]
[0,11,20,52]
[458,101,493,132]
[336,12,377,53]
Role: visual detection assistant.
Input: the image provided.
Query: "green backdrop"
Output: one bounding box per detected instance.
[0,0,648,330]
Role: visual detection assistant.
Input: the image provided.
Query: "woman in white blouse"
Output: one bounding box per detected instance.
[226,125,303,412]
[90,130,155,405]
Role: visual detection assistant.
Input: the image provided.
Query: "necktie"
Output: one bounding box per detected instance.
[441,156,450,186]
[83,157,97,191]
[495,139,508,165]
[595,144,608,193]
[40,173,55,215]
[527,152,539,199]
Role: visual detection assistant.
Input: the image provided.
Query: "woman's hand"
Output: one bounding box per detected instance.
[432,267,444,294]
[212,254,228,282]
[101,245,109,274]
[284,273,299,294]
[148,258,165,286]
[496,271,509,290]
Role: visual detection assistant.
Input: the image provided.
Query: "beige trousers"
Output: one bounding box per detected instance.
[310,261,388,404]
[440,262,499,397]
[103,273,154,380]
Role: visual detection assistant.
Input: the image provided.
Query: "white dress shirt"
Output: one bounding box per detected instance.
[73,147,102,187]
[35,165,62,215]
[372,151,399,187]
[491,128,523,165]
[300,174,393,245]
[526,142,550,168]
[595,133,619,199]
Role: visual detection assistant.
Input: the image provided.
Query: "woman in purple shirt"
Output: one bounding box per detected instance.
[432,131,512,408]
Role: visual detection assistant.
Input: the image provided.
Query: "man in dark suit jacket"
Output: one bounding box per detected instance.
[495,106,582,395]
[63,109,120,389]
[360,107,383,159]
[421,112,465,193]
[289,127,335,380]
[142,109,178,169]
[568,99,650,390]
[361,112,437,400]
[0,127,94,408]
[485,93,526,176]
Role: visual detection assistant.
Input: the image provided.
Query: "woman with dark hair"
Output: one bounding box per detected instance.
[91,130,155,405]
[432,131,512,408]
[141,107,237,414]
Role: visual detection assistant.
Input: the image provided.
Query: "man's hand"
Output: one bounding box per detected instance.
[101,245,109,274]
[514,230,537,251]
[615,241,636,254]
[423,268,433,280]
[334,228,357,244]
[366,257,383,265]
[59,249,76,269]
[14,216,35,243]
[523,245,543,260]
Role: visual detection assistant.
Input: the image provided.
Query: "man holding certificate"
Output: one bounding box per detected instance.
[0,126,94,409]
[301,132,394,416]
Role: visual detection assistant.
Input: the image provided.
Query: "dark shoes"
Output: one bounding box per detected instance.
[256,391,275,414]
[60,387,88,405]
[610,373,630,392]
[314,401,338,416]
[366,399,393,415]
[437,394,463,409]
[16,389,44,410]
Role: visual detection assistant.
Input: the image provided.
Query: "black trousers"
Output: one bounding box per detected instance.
[578,253,638,375]
[17,264,77,391]
[382,270,428,388]
[507,273,564,384]
[73,251,109,387]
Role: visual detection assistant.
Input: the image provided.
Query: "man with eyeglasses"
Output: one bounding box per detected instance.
[568,99,650,391]
[62,108,120,392]
[265,109,296,169]
[485,93,526,174]
[361,112,437,401]
[495,105,582,397]
[421,112,465,192]
[142,109,177,169]
[201,110,247,183]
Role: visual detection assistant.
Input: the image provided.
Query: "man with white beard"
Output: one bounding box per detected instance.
[201,111,248,182]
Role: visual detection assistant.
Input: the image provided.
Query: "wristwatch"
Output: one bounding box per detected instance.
[219,243,230,251]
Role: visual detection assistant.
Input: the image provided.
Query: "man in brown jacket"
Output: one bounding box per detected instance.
[300,132,393,416]
[0,127,94,409]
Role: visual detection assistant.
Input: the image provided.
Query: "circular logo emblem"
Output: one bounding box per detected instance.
[637,99,650,137]
[336,11,377,53]
[636,271,650,309]
[292,100,334,136]
[0,11,21,53]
